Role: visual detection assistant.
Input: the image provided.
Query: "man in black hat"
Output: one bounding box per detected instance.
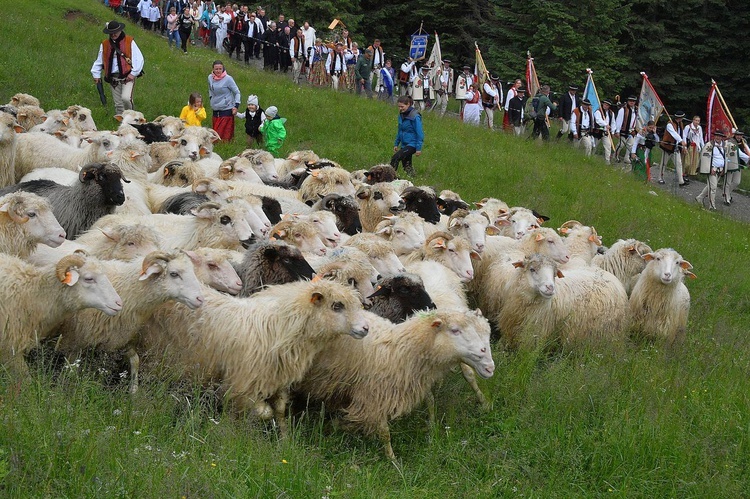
[594,99,617,164]
[434,59,453,117]
[614,95,638,166]
[482,74,502,130]
[92,20,144,116]
[507,87,526,136]
[556,84,579,141]
[658,111,688,186]
[696,130,729,210]
[570,98,595,156]
[455,65,472,119]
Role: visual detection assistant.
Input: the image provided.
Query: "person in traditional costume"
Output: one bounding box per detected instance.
[433,59,453,117]
[657,111,688,186]
[503,79,522,132]
[455,65,472,119]
[630,120,658,181]
[507,87,526,136]
[723,129,748,205]
[207,59,240,141]
[345,42,359,92]
[462,82,482,126]
[556,84,579,141]
[308,38,329,87]
[682,115,705,176]
[482,74,502,130]
[594,99,617,165]
[92,20,145,116]
[571,99,595,156]
[326,42,350,91]
[614,95,638,166]
[696,131,729,210]
[413,66,434,112]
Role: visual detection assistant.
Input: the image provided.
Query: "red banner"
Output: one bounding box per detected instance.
[526,55,539,98]
[706,82,733,141]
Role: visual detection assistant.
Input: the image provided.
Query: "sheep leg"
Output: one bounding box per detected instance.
[377,420,396,461]
[460,362,489,410]
[272,389,290,438]
[125,347,140,394]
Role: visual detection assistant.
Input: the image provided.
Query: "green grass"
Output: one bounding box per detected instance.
[2,1,750,496]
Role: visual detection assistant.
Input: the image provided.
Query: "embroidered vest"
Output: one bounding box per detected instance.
[102,35,134,77]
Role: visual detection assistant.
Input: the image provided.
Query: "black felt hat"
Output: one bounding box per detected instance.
[103,20,125,34]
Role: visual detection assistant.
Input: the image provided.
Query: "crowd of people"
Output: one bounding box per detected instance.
[101,1,749,209]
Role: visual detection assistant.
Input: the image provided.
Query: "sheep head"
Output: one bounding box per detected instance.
[139,251,175,281]
[56,251,89,286]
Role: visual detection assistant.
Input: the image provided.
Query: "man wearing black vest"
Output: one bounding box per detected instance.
[556,84,578,141]
[227,10,247,61]
[92,20,144,116]
[570,99,595,156]
[615,96,638,166]
[658,112,688,186]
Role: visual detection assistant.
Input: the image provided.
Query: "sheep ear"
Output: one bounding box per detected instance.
[511,260,524,269]
[98,227,119,242]
[208,129,221,143]
[679,260,693,270]
[193,180,210,194]
[556,269,565,278]
[375,226,392,236]
[430,319,443,329]
[642,252,655,261]
[535,233,545,242]
[163,166,174,178]
[199,146,210,157]
[114,114,124,122]
[14,125,25,133]
[472,308,483,318]
[0,202,9,215]
[183,250,201,265]
[191,205,218,219]
[684,271,697,279]
[430,237,446,249]
[485,225,501,236]
[139,263,164,281]
[356,187,371,200]
[494,218,511,227]
[536,217,547,225]
[272,229,287,239]
[558,227,570,234]
[310,292,325,305]
[448,218,460,228]
[470,251,481,260]
[368,285,390,298]
[61,269,80,286]
[129,150,143,160]
[310,169,321,178]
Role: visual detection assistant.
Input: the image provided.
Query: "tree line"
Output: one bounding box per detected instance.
[269,0,749,126]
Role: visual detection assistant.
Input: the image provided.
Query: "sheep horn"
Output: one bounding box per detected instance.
[559,220,583,230]
[55,252,88,284]
[2,198,29,224]
[140,251,174,275]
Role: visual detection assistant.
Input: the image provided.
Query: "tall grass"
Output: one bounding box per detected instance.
[1,1,750,496]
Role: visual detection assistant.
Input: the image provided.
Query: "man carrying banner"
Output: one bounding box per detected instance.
[696,130,729,210]
[615,96,638,166]
[433,59,453,117]
[482,74,501,130]
[398,57,417,97]
[570,99,595,156]
[368,39,385,94]
[594,99,616,164]
[658,112,688,186]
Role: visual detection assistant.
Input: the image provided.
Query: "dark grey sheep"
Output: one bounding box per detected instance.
[364,164,398,184]
[235,240,315,297]
[367,273,436,323]
[310,193,361,235]
[401,186,441,224]
[437,197,469,215]
[0,162,127,239]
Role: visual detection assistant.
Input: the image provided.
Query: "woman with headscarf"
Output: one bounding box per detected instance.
[207,60,240,141]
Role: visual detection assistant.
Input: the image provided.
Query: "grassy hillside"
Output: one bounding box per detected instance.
[1,1,749,496]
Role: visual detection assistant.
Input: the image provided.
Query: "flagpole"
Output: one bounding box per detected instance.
[713,79,738,129]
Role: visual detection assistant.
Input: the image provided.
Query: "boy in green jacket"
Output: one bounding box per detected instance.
[259,105,287,156]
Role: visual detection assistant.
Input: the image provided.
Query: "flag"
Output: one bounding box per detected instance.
[426,32,442,81]
[636,72,664,129]
[582,69,601,115]
[706,80,734,141]
[525,52,539,98]
[409,33,428,60]
[380,67,394,97]
[474,42,488,86]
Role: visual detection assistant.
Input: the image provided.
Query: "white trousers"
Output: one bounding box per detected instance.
[111,79,135,115]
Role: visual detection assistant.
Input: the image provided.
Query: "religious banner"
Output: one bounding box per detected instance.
[474,42,489,87]
[636,72,665,129]
[409,32,428,60]
[525,52,539,99]
[425,32,442,81]
[705,80,734,141]
[582,69,601,115]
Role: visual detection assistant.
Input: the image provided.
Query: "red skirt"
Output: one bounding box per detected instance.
[502,112,513,132]
[213,115,235,142]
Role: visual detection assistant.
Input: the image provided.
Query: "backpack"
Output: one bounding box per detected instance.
[527,95,541,119]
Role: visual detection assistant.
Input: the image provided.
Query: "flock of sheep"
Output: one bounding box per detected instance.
[0,93,694,460]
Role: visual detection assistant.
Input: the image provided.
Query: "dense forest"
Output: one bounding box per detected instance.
[269,0,749,125]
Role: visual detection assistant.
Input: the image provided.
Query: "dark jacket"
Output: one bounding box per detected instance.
[559,91,578,121]
[243,107,265,138]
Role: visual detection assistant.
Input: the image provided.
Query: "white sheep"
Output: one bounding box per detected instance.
[295,308,494,460]
[55,251,204,393]
[274,149,320,177]
[9,93,41,108]
[63,105,97,132]
[629,248,694,345]
[215,156,264,183]
[0,251,122,376]
[149,126,220,169]
[356,183,405,232]
[309,247,379,305]
[141,279,369,431]
[28,109,68,135]
[148,159,206,187]
[235,149,279,182]
[297,167,356,204]
[592,238,653,295]
[95,201,254,251]
[152,115,186,138]
[557,220,602,268]
[285,210,342,248]
[374,212,426,257]
[447,209,500,254]
[0,191,66,257]
[0,111,24,188]
[15,105,46,132]
[115,110,147,126]
[344,233,406,276]
[270,219,327,256]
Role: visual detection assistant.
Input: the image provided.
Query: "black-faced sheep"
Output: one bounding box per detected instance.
[310,193,361,236]
[0,163,127,239]
[364,164,398,184]
[295,309,493,460]
[235,241,315,297]
[367,273,436,322]
[401,186,442,224]
[0,252,122,376]
[629,248,694,345]
[0,191,66,257]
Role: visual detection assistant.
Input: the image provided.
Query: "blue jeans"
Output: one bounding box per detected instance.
[168,30,181,48]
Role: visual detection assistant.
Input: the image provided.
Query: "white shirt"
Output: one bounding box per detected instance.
[570,107,594,134]
[683,124,705,150]
[505,87,519,111]
[595,107,616,131]
[615,105,638,135]
[483,82,499,105]
[302,26,316,56]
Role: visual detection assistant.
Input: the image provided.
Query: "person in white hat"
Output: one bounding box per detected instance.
[259,105,287,156]
[236,94,266,147]
[91,20,145,116]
